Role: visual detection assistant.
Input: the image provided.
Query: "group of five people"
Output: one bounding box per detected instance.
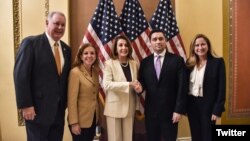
[14,11,226,141]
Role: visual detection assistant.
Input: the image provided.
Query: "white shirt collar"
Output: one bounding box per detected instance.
[154,49,166,57]
[45,32,61,48]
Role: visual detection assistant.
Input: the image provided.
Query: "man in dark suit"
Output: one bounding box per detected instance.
[138,29,188,141]
[14,11,71,141]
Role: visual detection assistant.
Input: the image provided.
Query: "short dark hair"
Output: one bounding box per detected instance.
[149,29,166,40]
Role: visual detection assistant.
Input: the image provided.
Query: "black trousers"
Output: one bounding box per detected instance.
[145,115,178,141]
[69,114,96,141]
[25,106,65,141]
[187,96,216,141]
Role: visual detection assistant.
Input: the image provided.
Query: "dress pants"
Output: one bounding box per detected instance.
[187,96,216,141]
[106,116,134,141]
[106,90,135,141]
[145,115,178,141]
[25,104,65,141]
[69,114,96,141]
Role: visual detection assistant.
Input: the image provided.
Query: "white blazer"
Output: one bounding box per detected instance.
[103,59,139,118]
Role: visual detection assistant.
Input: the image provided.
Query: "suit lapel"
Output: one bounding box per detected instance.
[42,34,60,76]
[113,59,127,81]
[147,55,159,81]
[203,57,212,85]
[80,65,97,85]
[42,33,55,60]
[158,53,170,82]
[60,42,69,75]
[128,60,136,81]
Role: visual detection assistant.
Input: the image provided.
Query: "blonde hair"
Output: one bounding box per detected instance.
[186,34,218,69]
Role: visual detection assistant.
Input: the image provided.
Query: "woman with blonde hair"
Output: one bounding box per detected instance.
[186,34,226,141]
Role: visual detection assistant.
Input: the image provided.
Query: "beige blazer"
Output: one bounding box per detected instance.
[103,59,139,118]
[67,65,99,128]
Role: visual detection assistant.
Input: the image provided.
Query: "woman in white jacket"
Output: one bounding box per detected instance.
[103,35,142,141]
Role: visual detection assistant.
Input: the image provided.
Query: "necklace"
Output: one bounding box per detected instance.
[198,61,207,69]
[120,61,129,67]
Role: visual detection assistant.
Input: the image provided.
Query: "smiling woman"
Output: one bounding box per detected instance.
[67,43,100,141]
[3,0,244,141]
[103,35,142,141]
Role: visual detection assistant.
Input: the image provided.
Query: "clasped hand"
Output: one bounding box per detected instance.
[22,106,36,120]
[130,80,142,93]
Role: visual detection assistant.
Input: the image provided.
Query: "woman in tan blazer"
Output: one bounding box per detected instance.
[67,43,100,141]
[103,35,142,141]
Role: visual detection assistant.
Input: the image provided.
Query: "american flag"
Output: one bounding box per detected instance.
[120,0,152,114]
[120,0,152,63]
[83,0,123,104]
[150,0,186,60]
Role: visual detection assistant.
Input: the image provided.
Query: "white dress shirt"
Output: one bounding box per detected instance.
[189,64,206,97]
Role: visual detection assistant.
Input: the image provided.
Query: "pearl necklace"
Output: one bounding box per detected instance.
[120,61,129,67]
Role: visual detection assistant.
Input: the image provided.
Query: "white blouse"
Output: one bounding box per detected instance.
[189,64,206,97]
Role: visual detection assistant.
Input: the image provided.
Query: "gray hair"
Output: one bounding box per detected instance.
[46,11,65,21]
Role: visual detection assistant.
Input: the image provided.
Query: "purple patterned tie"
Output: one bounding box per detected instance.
[155,55,161,79]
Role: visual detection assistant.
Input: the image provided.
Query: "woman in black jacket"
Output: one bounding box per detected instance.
[186,34,226,141]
